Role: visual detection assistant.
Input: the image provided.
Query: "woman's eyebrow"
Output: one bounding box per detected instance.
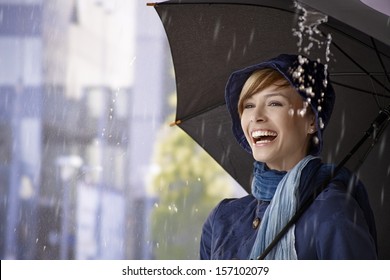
[263,92,289,99]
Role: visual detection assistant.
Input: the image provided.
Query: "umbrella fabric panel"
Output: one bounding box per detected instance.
[180,105,254,190]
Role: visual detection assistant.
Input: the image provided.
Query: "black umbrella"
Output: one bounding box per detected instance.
[150,0,390,258]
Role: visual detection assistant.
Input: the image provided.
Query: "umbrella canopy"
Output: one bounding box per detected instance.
[151,0,390,258]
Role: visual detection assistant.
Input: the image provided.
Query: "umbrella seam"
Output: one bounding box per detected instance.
[331,81,390,99]
[176,101,226,123]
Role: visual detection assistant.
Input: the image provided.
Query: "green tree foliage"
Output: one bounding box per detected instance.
[148,97,237,259]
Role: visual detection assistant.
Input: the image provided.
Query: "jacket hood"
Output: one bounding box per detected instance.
[225,53,335,156]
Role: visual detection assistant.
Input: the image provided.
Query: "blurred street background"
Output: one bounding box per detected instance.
[0,0,244,260]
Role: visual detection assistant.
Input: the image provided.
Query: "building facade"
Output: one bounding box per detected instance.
[0,0,169,259]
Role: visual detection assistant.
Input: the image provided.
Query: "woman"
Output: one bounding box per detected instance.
[200,54,377,260]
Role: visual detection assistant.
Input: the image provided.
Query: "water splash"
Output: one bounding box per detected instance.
[292,1,332,62]
[292,1,333,111]
[290,1,333,145]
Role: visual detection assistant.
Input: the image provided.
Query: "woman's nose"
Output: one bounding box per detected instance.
[252,107,266,122]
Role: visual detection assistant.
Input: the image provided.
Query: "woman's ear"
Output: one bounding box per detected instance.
[308,114,317,135]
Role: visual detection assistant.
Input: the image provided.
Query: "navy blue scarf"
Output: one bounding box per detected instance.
[251,162,287,201]
[250,156,318,259]
[251,158,327,204]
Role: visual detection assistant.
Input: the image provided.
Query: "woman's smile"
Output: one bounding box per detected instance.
[251,129,278,145]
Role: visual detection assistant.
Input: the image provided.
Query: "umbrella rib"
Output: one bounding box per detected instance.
[172,101,226,126]
[324,23,390,94]
[331,39,390,94]
[155,1,304,26]
[371,37,390,84]
[324,23,390,60]
[330,72,390,76]
[331,81,390,99]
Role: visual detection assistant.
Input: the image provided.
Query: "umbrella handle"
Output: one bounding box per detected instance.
[258,103,390,260]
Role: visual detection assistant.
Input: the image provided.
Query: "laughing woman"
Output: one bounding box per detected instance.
[200,54,377,260]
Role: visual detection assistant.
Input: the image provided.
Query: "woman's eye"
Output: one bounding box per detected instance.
[244,103,255,109]
[269,101,282,107]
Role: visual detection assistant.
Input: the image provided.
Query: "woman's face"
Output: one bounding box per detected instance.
[240,83,316,171]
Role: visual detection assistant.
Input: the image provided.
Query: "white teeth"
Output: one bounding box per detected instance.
[254,139,273,145]
[251,130,277,138]
[251,130,277,145]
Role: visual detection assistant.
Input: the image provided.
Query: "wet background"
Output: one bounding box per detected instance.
[0,0,243,260]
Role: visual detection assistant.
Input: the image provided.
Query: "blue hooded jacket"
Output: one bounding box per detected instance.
[200,159,377,259]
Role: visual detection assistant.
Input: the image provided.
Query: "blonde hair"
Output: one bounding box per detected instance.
[238,68,290,116]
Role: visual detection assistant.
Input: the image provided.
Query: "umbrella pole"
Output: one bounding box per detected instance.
[257,103,390,260]
[335,103,390,174]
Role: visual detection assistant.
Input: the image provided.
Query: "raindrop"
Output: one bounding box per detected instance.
[293,70,301,79]
[249,28,255,45]
[318,117,325,129]
[213,19,221,42]
[381,186,385,206]
[201,119,205,139]
[288,108,295,116]
[313,136,319,145]
[217,123,223,137]
[298,55,305,65]
[305,87,314,97]
[231,32,237,51]
[129,56,136,67]
[378,133,387,157]
[298,108,307,117]
[168,203,178,213]
[335,141,341,155]
[339,112,345,140]
[226,49,232,63]
[325,34,333,62]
